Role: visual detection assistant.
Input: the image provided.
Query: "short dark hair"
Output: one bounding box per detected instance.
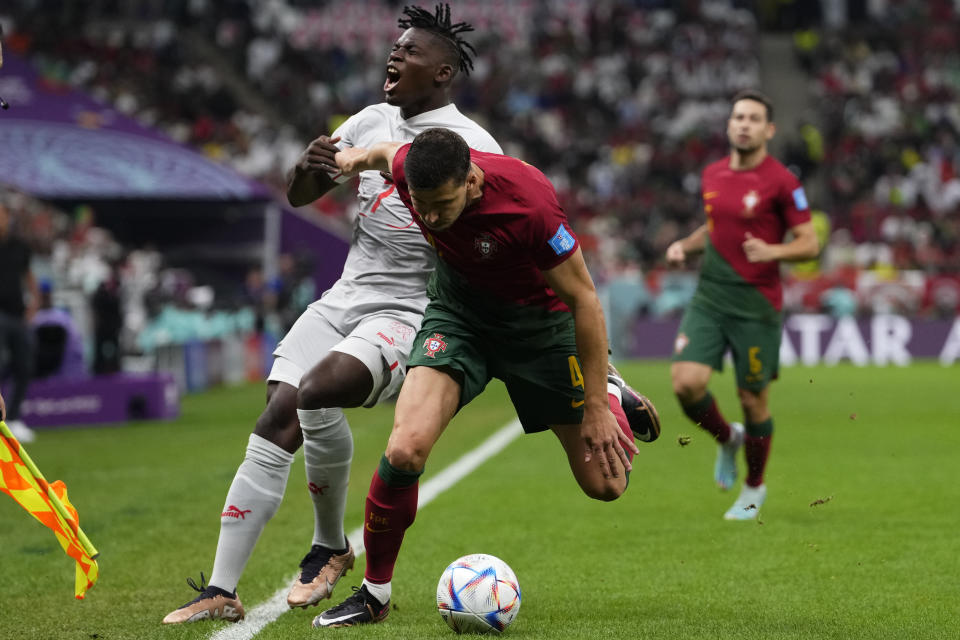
[398,4,476,76]
[731,89,774,122]
[405,128,471,190]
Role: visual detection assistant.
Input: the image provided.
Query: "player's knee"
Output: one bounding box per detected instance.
[384,438,428,472]
[584,479,625,502]
[254,387,301,451]
[737,388,763,414]
[671,375,703,404]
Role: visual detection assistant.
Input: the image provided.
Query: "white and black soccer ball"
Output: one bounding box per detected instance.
[436,553,521,634]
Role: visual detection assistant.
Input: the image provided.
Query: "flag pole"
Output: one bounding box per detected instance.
[0,421,100,559]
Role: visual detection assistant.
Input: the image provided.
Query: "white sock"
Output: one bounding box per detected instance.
[607,382,622,403]
[299,407,353,550]
[362,579,391,604]
[209,433,294,593]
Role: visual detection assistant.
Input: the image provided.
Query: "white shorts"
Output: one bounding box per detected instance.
[269,305,419,407]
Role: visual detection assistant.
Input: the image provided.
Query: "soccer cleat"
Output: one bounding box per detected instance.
[161,572,244,624]
[724,483,767,521]
[607,363,661,442]
[714,422,744,490]
[312,585,390,628]
[286,540,355,608]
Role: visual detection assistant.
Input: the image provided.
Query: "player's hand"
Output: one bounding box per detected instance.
[742,232,776,262]
[297,135,342,176]
[580,407,636,479]
[0,390,6,422]
[334,147,369,177]
[666,240,686,266]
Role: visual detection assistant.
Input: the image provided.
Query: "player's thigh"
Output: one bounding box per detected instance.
[671,304,728,371]
[493,317,584,434]
[302,313,421,409]
[726,316,782,393]
[269,304,348,389]
[550,425,627,502]
[387,365,463,471]
[406,302,491,410]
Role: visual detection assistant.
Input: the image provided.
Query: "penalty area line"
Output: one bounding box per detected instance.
[208,418,523,640]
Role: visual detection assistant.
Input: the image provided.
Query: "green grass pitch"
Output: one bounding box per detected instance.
[1,361,958,639]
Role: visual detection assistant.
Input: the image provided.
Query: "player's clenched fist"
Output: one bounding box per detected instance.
[297,135,342,175]
[666,240,686,266]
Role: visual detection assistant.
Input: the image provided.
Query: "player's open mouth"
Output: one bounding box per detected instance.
[384,65,401,93]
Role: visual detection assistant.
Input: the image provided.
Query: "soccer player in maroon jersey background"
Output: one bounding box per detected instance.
[312,127,659,627]
[666,90,820,520]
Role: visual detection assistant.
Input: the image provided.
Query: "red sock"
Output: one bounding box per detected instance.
[744,434,772,487]
[363,469,419,584]
[681,392,731,442]
[608,392,634,462]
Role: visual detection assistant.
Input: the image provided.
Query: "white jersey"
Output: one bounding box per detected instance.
[313,103,501,328]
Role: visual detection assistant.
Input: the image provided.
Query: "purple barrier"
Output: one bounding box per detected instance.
[630,314,960,366]
[6,373,180,428]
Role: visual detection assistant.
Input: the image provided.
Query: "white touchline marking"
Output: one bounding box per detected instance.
[208,419,523,640]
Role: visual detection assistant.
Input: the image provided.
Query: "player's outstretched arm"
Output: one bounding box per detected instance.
[334,142,404,178]
[0,389,6,421]
[543,248,639,479]
[287,135,343,207]
[666,224,708,266]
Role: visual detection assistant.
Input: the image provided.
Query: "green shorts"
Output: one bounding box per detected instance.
[672,302,782,392]
[408,273,585,433]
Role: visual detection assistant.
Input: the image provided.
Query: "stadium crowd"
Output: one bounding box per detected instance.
[1,0,959,384]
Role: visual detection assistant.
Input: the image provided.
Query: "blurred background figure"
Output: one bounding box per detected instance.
[30,279,85,380]
[0,202,39,442]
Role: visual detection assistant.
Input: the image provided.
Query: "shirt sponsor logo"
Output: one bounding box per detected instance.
[473,232,499,259]
[548,224,576,256]
[792,186,809,211]
[423,333,447,358]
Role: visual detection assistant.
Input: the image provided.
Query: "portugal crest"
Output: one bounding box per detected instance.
[423,333,447,358]
[473,232,498,259]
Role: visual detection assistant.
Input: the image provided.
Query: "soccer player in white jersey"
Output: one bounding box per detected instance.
[162,4,501,624]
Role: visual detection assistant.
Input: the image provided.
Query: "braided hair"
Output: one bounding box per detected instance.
[398,4,476,76]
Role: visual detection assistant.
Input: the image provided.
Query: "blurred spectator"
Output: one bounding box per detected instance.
[0,202,39,442]
[31,280,86,380]
[92,261,123,374]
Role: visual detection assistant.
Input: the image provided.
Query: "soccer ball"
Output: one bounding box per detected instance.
[436,553,521,634]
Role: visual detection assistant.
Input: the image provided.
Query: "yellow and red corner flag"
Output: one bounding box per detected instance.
[0,420,99,598]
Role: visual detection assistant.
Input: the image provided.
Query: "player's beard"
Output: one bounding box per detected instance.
[733,141,763,156]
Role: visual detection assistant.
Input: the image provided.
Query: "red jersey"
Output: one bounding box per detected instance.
[696,154,811,314]
[390,145,579,312]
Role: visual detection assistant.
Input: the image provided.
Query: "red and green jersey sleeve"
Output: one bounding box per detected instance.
[391,145,579,312]
[693,155,811,319]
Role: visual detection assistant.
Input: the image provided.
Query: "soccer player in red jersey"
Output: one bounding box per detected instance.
[312,127,660,627]
[666,90,820,520]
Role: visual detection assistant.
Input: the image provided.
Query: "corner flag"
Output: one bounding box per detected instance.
[0,421,99,598]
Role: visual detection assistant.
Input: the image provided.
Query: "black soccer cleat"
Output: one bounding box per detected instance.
[608,363,661,443]
[312,585,389,628]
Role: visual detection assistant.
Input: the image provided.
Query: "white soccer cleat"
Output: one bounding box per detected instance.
[714,422,744,490]
[723,483,767,521]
